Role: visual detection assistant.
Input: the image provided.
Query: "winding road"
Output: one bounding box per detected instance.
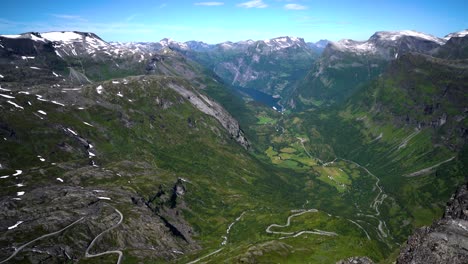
[294,138,391,243]
[266,209,338,239]
[0,217,85,264]
[84,207,124,264]
[339,158,390,241]
[187,211,247,264]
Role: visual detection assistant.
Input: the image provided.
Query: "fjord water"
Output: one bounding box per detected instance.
[236,87,283,111]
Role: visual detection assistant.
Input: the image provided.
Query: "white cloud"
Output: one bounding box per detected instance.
[51,14,87,22]
[237,0,268,8]
[194,2,224,6]
[284,3,307,10]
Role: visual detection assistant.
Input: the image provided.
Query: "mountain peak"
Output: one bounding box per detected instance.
[0,31,106,44]
[444,29,468,40]
[370,30,445,45]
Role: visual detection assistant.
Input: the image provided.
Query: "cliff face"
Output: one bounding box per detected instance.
[397,182,468,264]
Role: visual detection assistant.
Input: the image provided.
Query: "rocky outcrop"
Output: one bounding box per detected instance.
[0,185,198,263]
[336,256,375,264]
[397,182,468,264]
[144,179,196,244]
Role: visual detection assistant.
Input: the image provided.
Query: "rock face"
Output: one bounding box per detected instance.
[397,182,468,264]
[336,256,375,264]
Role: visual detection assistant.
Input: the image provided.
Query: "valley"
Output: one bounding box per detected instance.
[0,28,466,264]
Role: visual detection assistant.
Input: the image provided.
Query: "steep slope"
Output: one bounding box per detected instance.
[311,48,468,247]
[290,30,446,109]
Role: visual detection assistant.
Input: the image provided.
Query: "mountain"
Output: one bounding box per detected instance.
[289,30,448,108]
[0,31,154,85]
[443,29,468,40]
[436,33,468,59]
[308,39,330,53]
[179,36,319,99]
[0,29,467,263]
[184,40,215,51]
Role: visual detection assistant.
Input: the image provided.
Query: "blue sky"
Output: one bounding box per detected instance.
[0,0,466,43]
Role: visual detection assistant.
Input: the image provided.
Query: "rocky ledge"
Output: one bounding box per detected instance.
[397,182,468,264]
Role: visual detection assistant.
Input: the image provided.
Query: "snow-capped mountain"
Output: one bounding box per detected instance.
[262,36,309,51]
[213,36,309,53]
[290,30,450,109]
[178,36,319,97]
[444,29,468,40]
[0,31,156,62]
[314,40,330,49]
[327,30,446,58]
[185,40,214,51]
[307,39,330,53]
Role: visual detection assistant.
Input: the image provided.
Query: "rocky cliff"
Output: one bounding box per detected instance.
[397,182,468,264]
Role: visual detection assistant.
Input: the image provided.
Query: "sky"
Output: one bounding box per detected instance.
[0,0,466,43]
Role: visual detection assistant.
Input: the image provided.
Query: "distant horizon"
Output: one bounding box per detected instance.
[1,28,466,45]
[1,0,467,44]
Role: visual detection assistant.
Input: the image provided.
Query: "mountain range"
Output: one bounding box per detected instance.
[0,28,467,263]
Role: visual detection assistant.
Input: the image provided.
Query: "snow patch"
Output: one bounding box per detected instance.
[17,191,25,196]
[96,85,104,94]
[67,128,78,136]
[41,31,83,42]
[51,100,65,106]
[7,100,24,109]
[55,50,63,58]
[7,221,23,230]
[56,178,64,182]
[83,121,93,127]
[0,34,21,38]
[29,67,41,70]
[117,92,123,97]
[0,94,15,99]
[444,30,468,40]
[37,110,47,115]
[97,196,111,200]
